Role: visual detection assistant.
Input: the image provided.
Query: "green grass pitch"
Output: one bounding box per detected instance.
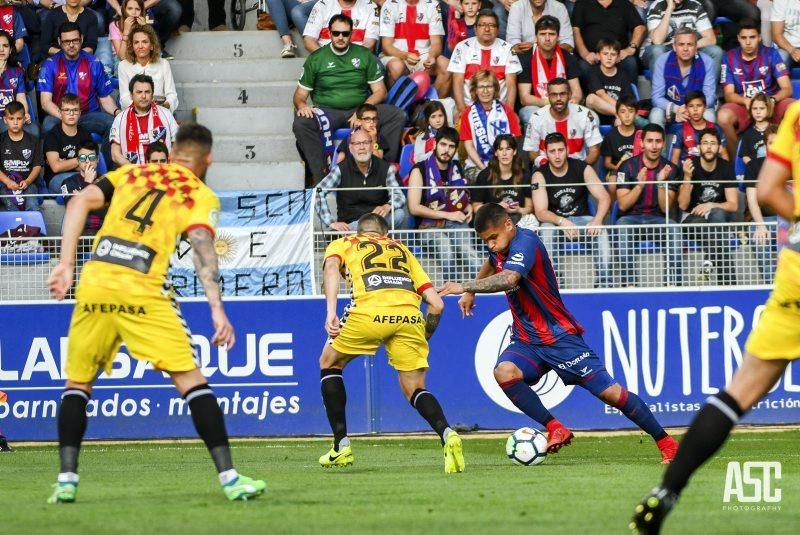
[2,431,798,534]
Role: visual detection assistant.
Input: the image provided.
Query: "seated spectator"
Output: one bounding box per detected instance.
[126,0,180,57]
[118,24,178,110]
[0,101,42,211]
[264,0,310,58]
[649,27,716,130]
[516,14,581,125]
[615,123,682,287]
[448,9,521,119]
[506,0,573,54]
[380,0,450,96]
[491,0,511,39]
[740,93,772,165]
[470,134,533,222]
[702,0,760,30]
[641,0,722,75]
[407,126,483,279]
[523,77,602,166]
[0,29,36,137]
[572,0,645,86]
[59,139,107,235]
[38,22,119,139]
[584,39,635,125]
[110,73,177,166]
[532,131,612,287]
[600,95,639,196]
[678,128,738,285]
[174,0,229,34]
[40,0,99,60]
[336,103,389,164]
[459,69,522,178]
[0,1,27,53]
[718,20,794,156]
[315,128,407,231]
[771,0,800,68]
[44,92,93,193]
[668,90,729,163]
[108,0,146,61]
[303,0,379,53]
[293,14,404,185]
[412,99,447,164]
[745,125,778,283]
[145,139,169,163]
[446,0,483,52]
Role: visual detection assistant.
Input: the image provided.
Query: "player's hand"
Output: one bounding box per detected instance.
[437,281,465,296]
[754,224,771,244]
[296,104,315,118]
[586,219,602,237]
[325,312,341,338]
[48,263,74,301]
[210,305,235,350]
[329,221,351,232]
[458,292,476,318]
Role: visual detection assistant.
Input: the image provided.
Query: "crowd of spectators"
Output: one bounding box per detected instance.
[297,0,790,286]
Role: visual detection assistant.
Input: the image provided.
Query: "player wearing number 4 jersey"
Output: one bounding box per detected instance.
[318,213,464,473]
[46,123,265,504]
[438,203,678,463]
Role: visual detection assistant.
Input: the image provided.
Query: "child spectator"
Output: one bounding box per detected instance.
[669,90,729,164]
[740,93,772,165]
[0,101,42,211]
[585,39,635,124]
[0,29,35,137]
[43,93,93,193]
[600,95,639,196]
[59,140,106,235]
[413,99,447,163]
[336,104,389,164]
[109,0,146,61]
[447,0,482,52]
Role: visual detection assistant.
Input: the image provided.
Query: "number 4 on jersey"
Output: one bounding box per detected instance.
[125,189,166,234]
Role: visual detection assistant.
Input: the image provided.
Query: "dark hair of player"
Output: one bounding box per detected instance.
[474,203,511,234]
[435,126,460,146]
[174,123,213,155]
[357,213,389,235]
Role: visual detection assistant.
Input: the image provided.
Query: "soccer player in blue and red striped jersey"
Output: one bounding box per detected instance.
[439,203,678,462]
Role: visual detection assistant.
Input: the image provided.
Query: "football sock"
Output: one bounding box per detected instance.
[612,386,667,440]
[409,388,450,443]
[184,384,234,474]
[499,379,554,425]
[218,468,240,486]
[662,391,743,495]
[57,388,90,474]
[321,368,347,450]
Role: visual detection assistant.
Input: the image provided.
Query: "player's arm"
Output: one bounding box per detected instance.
[420,287,444,339]
[323,255,343,337]
[48,181,108,300]
[439,268,521,296]
[188,227,235,349]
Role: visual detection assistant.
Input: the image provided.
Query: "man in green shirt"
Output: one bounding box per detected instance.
[293,13,405,185]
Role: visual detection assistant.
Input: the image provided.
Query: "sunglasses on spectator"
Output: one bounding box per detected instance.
[78,154,98,162]
[330,30,351,37]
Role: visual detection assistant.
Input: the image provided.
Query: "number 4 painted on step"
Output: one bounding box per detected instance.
[238,90,248,104]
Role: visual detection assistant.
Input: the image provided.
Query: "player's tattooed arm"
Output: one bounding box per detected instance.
[188,227,222,307]
[421,287,444,339]
[462,270,521,293]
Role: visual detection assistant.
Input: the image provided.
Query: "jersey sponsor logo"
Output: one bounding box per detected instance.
[82,303,147,315]
[372,314,423,324]
[326,61,336,69]
[362,270,415,292]
[92,236,156,274]
[474,311,574,412]
[351,57,361,68]
[556,351,590,370]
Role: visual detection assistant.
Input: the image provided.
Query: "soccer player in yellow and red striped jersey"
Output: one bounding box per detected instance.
[631,101,800,534]
[318,213,465,473]
[46,123,266,504]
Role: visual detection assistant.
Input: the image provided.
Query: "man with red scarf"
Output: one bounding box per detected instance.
[517,15,582,126]
[37,22,118,145]
[109,73,177,167]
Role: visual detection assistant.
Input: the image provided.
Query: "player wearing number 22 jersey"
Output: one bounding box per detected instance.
[46,123,265,505]
[438,203,678,463]
[317,213,464,473]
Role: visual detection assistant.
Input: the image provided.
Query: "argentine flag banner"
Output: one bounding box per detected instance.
[169,190,316,296]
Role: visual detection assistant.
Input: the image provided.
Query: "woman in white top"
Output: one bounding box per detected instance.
[117,24,179,111]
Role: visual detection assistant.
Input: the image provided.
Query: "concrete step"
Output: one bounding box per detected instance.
[214,135,298,163]
[196,107,296,135]
[176,81,295,110]
[206,161,305,190]
[169,30,306,61]
[171,58,304,83]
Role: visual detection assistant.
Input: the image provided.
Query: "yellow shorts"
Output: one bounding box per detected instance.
[66,284,197,383]
[745,249,800,360]
[330,306,429,371]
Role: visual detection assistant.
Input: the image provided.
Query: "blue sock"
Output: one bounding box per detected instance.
[500,379,554,425]
[615,387,667,440]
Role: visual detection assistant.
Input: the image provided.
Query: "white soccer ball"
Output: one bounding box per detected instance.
[505,427,548,466]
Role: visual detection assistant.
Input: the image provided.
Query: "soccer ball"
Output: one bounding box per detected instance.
[505,427,548,466]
